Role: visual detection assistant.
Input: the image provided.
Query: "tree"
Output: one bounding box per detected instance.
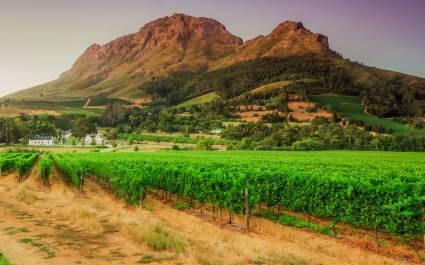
[128,136,134,145]
[73,118,97,138]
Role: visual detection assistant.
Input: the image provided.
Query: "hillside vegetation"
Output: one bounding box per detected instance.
[310,94,417,134]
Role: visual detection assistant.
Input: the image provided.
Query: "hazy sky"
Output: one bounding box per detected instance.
[1,0,424,96]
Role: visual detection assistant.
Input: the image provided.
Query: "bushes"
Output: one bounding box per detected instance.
[194,141,213,151]
[292,138,323,151]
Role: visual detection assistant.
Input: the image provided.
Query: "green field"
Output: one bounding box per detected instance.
[52,150,425,238]
[176,92,221,108]
[58,108,103,116]
[310,94,416,133]
[87,97,131,106]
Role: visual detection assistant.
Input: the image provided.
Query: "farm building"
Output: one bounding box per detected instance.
[29,135,54,146]
[61,130,72,139]
[84,133,104,145]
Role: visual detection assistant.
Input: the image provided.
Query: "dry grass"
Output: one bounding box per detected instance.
[140,223,186,252]
[15,187,39,204]
[56,207,104,234]
[0,105,59,117]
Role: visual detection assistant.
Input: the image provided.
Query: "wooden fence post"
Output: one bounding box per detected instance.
[79,173,83,193]
[245,187,249,232]
[139,188,144,208]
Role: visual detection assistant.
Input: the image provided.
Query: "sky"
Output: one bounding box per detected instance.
[1,0,424,96]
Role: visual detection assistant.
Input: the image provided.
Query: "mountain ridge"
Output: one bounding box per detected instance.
[5,13,425,118]
[7,13,337,100]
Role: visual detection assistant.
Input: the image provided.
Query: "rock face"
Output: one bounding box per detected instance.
[67,16,332,80]
[214,21,334,68]
[63,13,243,81]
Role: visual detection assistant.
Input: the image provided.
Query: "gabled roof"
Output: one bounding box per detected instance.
[86,133,104,138]
[30,135,54,141]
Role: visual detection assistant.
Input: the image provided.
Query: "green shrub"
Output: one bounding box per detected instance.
[141,224,185,252]
[171,145,180,151]
[279,214,334,236]
[173,200,189,210]
[195,141,213,151]
[292,138,323,151]
[128,136,135,145]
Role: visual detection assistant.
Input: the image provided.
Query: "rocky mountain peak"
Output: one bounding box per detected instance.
[66,13,243,80]
[270,20,329,50]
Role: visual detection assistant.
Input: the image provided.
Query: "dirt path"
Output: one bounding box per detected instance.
[82,98,91,108]
[0,168,417,265]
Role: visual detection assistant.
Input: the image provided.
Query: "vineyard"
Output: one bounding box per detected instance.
[0,152,38,181]
[48,151,424,240]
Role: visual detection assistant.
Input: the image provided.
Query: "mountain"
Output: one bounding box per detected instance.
[7,14,335,100]
[214,21,335,69]
[9,14,243,99]
[6,13,425,117]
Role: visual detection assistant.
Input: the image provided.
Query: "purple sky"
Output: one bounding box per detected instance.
[1,0,424,96]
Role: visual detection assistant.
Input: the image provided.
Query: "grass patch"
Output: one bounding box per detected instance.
[4,227,29,235]
[176,92,221,108]
[247,80,294,95]
[58,108,102,116]
[172,200,189,211]
[255,209,335,236]
[16,188,39,204]
[137,255,173,264]
[88,97,131,106]
[310,94,416,134]
[18,238,56,259]
[140,224,185,253]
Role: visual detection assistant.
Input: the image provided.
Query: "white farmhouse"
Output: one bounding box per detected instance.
[29,136,54,146]
[84,133,105,145]
[61,130,72,139]
[210,128,223,135]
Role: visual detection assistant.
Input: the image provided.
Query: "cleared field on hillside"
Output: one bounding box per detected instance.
[57,108,103,116]
[176,92,221,108]
[310,94,416,133]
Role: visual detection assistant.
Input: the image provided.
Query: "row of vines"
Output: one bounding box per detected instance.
[0,152,39,181]
[51,151,424,240]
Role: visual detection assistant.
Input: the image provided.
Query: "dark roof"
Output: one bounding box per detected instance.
[30,135,54,141]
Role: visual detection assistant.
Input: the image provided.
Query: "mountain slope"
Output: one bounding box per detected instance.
[6,13,425,117]
[7,14,336,100]
[8,13,243,99]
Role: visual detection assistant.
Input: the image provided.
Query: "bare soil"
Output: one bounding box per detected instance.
[236,102,332,123]
[287,102,332,121]
[0,167,420,265]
